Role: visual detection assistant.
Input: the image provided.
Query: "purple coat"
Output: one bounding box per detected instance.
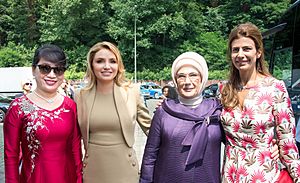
[140,98,224,183]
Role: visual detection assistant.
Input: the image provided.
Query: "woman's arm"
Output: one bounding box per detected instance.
[4,101,22,183]
[273,80,300,182]
[140,108,163,183]
[70,102,83,183]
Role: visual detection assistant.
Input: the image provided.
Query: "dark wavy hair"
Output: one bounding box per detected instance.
[162,85,178,99]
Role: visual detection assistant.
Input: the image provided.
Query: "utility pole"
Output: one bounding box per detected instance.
[134,5,137,83]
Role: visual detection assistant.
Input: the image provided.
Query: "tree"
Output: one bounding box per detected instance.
[6,0,41,46]
[39,0,112,48]
[219,0,290,33]
[0,42,33,67]
[0,0,13,45]
[0,0,293,81]
[108,0,208,72]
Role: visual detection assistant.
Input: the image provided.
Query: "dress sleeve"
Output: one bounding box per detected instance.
[70,103,83,183]
[134,85,151,135]
[273,80,300,182]
[140,108,163,183]
[4,101,22,183]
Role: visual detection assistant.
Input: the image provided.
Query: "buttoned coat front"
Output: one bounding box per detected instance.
[75,83,151,182]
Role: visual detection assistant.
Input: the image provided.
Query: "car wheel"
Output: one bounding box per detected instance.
[154,92,159,99]
[0,109,5,123]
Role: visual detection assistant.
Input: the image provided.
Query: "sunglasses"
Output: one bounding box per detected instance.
[25,83,32,86]
[37,64,66,76]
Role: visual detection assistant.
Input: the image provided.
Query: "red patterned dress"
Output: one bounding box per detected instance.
[4,95,82,183]
[220,77,300,183]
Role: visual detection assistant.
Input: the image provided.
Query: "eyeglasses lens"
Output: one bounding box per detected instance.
[25,83,32,86]
[37,65,66,76]
[177,73,200,82]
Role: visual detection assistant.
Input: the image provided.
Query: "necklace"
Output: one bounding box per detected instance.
[237,84,257,91]
[238,73,259,91]
[33,91,59,104]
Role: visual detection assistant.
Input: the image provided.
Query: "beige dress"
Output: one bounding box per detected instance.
[83,92,139,183]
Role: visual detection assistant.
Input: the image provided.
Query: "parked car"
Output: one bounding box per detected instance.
[140,85,150,99]
[0,94,13,123]
[203,83,219,98]
[202,88,215,98]
[140,83,163,99]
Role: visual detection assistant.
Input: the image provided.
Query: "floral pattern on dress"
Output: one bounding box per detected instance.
[220,77,300,183]
[9,96,71,173]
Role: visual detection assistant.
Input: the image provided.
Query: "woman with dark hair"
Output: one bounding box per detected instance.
[220,23,300,182]
[162,85,178,100]
[4,44,82,183]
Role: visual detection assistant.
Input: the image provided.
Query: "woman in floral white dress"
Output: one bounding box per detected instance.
[4,44,82,183]
[220,23,300,183]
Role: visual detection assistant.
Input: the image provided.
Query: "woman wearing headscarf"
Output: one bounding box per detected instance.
[140,52,224,182]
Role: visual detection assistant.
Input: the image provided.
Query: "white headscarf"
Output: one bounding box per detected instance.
[171,52,208,107]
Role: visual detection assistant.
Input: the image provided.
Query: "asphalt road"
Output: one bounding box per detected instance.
[134,98,161,167]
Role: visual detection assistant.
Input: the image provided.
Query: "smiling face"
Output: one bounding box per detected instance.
[33,58,64,94]
[92,48,118,85]
[231,37,261,73]
[176,65,202,99]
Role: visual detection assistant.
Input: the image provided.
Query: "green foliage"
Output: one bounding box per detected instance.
[209,69,229,80]
[179,32,228,71]
[219,0,290,33]
[0,0,294,82]
[0,0,13,45]
[136,67,171,81]
[272,48,293,80]
[65,45,89,72]
[130,67,228,81]
[0,42,33,67]
[203,7,228,33]
[39,0,110,47]
[65,64,86,80]
[6,0,41,46]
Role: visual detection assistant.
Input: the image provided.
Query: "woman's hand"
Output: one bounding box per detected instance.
[155,100,163,109]
[271,139,280,160]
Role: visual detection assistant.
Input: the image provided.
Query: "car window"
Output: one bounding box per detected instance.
[151,85,161,89]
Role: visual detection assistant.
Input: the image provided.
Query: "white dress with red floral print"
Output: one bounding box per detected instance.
[220,77,300,183]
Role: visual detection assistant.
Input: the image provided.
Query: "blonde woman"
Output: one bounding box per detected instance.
[75,41,151,183]
[15,78,33,98]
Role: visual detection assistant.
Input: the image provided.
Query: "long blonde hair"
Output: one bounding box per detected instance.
[83,41,130,91]
[221,23,270,109]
